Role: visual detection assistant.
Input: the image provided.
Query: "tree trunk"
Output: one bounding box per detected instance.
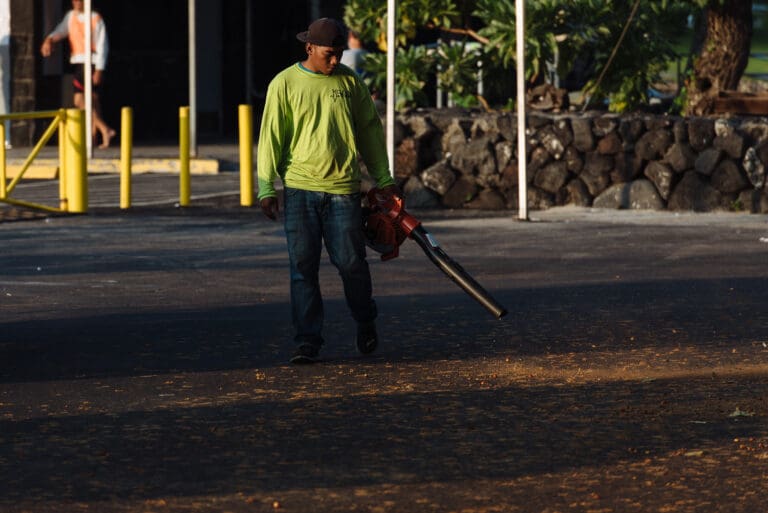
[685,0,752,116]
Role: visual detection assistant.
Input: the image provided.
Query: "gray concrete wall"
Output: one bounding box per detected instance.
[9,0,36,146]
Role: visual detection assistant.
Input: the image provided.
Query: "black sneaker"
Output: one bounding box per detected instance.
[356,321,379,355]
[290,343,320,364]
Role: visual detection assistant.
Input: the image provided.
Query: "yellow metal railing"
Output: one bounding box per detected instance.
[238,104,254,207]
[120,106,133,209]
[0,108,87,213]
[179,106,191,207]
[2,105,259,213]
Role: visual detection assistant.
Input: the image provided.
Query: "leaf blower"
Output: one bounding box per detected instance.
[363,188,508,319]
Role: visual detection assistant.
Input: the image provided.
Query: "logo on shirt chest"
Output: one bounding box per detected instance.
[331,89,352,101]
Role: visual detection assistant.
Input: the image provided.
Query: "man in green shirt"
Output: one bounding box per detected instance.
[257,18,400,364]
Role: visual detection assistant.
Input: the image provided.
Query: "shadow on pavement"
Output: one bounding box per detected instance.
[2,276,767,384]
[1,372,765,509]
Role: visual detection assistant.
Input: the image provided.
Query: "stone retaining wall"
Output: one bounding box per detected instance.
[392,108,768,213]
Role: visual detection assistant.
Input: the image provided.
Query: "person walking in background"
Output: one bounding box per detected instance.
[40,0,115,149]
[257,17,400,364]
[340,29,368,77]
[341,28,383,109]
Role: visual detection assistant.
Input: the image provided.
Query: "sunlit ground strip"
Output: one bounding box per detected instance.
[2,350,766,422]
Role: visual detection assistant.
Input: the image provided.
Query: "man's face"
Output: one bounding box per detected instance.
[306,44,344,75]
[72,0,84,13]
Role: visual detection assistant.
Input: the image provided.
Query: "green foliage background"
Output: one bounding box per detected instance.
[343,0,713,113]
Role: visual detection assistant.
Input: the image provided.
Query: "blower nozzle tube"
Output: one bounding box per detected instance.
[410,225,508,319]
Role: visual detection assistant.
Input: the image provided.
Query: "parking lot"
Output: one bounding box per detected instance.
[1,177,767,512]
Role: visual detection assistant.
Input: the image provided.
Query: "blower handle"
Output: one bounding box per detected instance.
[367,188,421,236]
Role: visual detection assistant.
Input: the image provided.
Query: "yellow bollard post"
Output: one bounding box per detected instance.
[120,107,133,209]
[58,110,68,210]
[179,106,191,207]
[65,108,87,213]
[238,104,254,207]
[0,121,6,198]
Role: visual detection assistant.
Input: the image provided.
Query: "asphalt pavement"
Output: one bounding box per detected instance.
[1,165,768,512]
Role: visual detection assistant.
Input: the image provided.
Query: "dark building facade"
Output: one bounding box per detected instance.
[8,0,344,146]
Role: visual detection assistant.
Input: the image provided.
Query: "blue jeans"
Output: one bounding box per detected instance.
[283,187,377,347]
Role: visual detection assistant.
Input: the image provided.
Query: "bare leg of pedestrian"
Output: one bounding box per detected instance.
[92,92,115,149]
[74,90,116,149]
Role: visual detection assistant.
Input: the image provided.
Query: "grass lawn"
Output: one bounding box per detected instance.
[699,6,768,77]
[661,18,768,87]
[745,12,768,76]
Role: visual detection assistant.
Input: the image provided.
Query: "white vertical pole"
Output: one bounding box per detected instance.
[477,59,483,97]
[84,0,92,159]
[188,0,198,157]
[516,0,528,220]
[447,42,454,107]
[436,65,443,108]
[0,0,12,148]
[245,0,253,105]
[436,38,443,108]
[386,0,395,177]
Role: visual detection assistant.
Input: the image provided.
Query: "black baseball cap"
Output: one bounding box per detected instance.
[296,18,347,48]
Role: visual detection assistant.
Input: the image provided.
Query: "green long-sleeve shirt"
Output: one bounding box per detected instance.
[257,62,395,200]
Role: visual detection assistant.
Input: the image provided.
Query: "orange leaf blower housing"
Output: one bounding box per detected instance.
[363,188,508,319]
